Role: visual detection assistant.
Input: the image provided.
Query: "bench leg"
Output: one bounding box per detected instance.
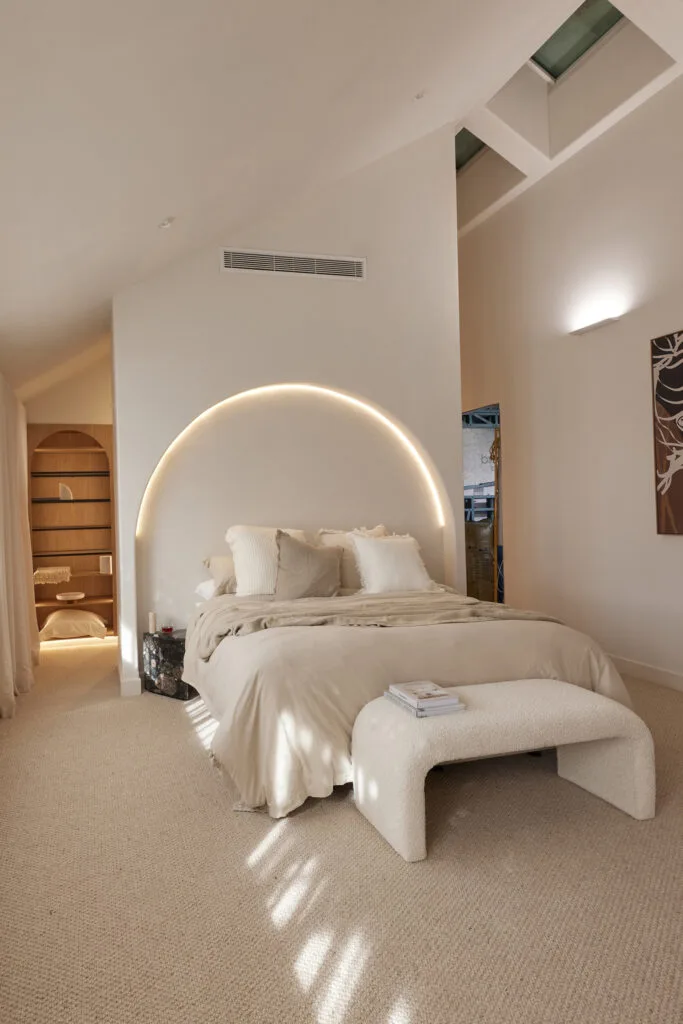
[354,760,429,862]
[557,733,655,820]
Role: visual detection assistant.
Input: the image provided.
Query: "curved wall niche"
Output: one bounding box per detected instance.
[27,424,118,635]
[136,385,451,629]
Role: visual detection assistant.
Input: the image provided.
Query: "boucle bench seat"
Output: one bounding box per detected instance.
[352,679,655,862]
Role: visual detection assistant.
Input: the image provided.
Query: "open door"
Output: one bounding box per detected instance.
[462,404,503,603]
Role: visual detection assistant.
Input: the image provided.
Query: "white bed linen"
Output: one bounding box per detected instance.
[185,616,630,818]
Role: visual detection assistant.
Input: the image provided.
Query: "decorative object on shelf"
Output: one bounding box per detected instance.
[652,329,683,534]
[161,625,174,634]
[142,630,195,700]
[148,611,157,632]
[58,483,74,501]
[56,592,86,603]
[100,554,113,575]
[33,566,71,585]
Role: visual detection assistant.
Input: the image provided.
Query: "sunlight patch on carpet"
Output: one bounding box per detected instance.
[294,931,334,992]
[316,933,370,1024]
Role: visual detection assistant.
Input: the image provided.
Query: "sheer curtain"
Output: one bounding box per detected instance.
[0,373,39,717]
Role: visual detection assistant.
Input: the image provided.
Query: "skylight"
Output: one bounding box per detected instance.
[455,128,486,172]
[531,0,624,80]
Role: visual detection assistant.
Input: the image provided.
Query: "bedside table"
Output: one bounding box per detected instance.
[142,630,197,701]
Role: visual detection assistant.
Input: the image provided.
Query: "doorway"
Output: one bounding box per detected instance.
[27,425,117,636]
[462,404,503,603]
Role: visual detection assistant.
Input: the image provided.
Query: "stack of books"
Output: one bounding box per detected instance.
[384,681,465,718]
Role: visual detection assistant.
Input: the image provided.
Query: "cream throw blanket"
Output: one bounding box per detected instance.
[183,593,630,818]
[186,591,560,663]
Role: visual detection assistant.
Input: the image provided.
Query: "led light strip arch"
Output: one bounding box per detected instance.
[135,383,447,536]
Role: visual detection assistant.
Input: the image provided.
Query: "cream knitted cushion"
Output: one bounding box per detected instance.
[225,525,307,596]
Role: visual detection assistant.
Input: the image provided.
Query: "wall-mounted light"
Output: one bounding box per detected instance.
[135,383,448,536]
[567,283,631,335]
[570,315,622,336]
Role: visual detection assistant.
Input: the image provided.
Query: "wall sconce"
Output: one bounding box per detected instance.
[570,315,622,336]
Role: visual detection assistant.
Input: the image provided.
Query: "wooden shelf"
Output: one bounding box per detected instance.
[36,597,113,610]
[34,572,112,586]
[32,525,111,532]
[31,471,110,478]
[32,498,111,504]
[33,549,113,558]
[35,446,105,454]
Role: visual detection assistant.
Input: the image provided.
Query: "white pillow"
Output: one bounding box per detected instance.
[225,525,307,596]
[351,534,435,594]
[39,609,107,641]
[316,525,387,591]
[194,579,219,602]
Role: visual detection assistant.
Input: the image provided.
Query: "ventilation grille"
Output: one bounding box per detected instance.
[222,249,365,280]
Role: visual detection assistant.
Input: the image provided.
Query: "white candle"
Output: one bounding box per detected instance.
[148,612,157,633]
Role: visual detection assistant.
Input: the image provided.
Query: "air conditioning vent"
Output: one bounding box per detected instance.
[222,249,365,280]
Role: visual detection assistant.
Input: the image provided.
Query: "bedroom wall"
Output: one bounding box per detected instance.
[23,353,113,424]
[459,75,683,688]
[113,127,465,692]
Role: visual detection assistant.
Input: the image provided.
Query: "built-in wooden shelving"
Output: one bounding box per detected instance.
[28,426,118,634]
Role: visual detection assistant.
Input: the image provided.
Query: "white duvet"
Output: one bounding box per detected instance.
[183,598,630,818]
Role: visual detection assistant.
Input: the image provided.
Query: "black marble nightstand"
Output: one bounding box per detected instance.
[142,630,197,701]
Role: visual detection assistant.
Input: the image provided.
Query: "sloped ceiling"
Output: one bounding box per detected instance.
[6,0,681,386]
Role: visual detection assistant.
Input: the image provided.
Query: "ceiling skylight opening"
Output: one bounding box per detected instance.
[455,128,487,173]
[530,0,624,81]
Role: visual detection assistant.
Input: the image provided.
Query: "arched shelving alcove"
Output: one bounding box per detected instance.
[27,424,118,635]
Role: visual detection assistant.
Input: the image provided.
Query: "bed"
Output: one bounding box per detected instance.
[183,590,630,818]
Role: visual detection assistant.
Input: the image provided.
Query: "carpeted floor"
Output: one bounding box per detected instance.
[1,641,682,1024]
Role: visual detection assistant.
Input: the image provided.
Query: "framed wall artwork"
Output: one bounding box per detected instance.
[652,329,683,534]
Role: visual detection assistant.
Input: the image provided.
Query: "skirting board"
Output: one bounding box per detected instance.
[120,673,142,698]
[611,656,683,694]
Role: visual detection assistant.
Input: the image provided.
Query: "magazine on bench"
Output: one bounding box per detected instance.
[385,682,465,717]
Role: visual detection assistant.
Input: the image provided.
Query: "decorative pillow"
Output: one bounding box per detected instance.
[351,534,435,594]
[202,555,236,596]
[316,525,387,591]
[225,525,307,596]
[274,531,342,600]
[39,609,107,641]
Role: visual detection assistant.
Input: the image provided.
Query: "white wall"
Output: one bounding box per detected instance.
[24,355,113,424]
[459,76,683,686]
[113,128,465,692]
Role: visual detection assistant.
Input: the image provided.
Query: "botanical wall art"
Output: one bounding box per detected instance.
[652,329,683,534]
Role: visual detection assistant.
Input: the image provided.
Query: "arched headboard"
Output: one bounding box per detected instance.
[135,385,452,629]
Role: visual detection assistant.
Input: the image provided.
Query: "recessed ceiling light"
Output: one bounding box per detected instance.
[158,217,175,229]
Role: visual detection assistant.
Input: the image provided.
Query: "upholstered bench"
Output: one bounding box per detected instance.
[352,679,655,862]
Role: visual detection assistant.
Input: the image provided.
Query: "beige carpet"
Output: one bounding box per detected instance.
[1,641,682,1024]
